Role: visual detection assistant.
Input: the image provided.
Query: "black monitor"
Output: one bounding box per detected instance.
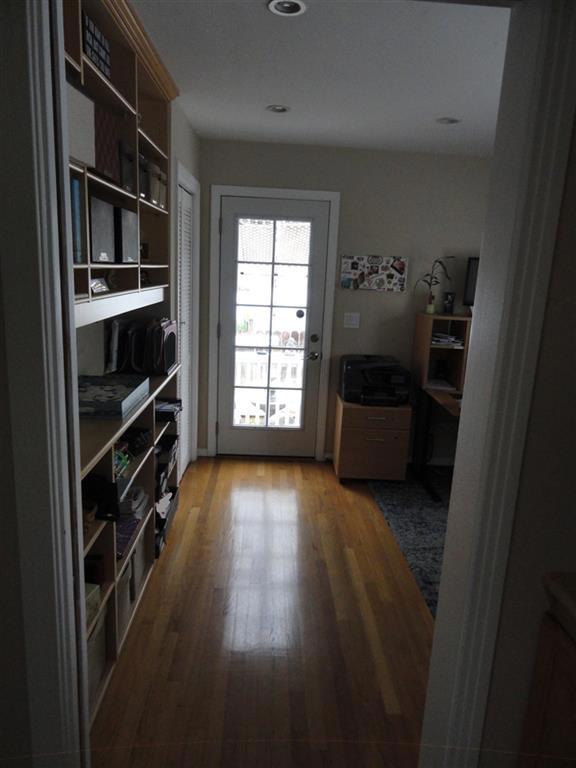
[463,257,480,307]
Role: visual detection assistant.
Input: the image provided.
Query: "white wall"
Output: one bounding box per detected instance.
[198,139,491,451]
[171,100,200,178]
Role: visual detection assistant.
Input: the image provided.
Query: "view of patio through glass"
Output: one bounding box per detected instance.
[234,218,311,428]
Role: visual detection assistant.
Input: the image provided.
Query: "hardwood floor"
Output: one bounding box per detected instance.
[91,458,433,767]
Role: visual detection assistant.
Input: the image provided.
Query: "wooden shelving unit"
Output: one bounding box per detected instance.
[64,0,177,326]
[411,313,472,393]
[79,365,180,477]
[62,0,181,731]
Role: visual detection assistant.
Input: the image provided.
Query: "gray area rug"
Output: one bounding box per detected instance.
[369,474,449,617]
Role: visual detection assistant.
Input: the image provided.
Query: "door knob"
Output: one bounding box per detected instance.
[307,351,320,361]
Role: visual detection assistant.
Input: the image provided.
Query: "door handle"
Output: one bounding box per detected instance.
[307,351,320,361]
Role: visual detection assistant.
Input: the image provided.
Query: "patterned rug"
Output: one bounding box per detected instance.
[369,473,450,617]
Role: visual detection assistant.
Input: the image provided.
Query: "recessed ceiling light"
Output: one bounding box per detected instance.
[436,117,462,125]
[266,104,290,113]
[267,0,307,17]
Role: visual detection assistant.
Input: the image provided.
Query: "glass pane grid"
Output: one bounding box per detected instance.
[234,217,312,430]
[238,218,273,263]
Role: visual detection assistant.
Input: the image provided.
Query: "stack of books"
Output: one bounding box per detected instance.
[431,333,464,348]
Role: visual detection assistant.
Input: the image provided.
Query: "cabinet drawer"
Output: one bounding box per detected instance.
[340,404,411,431]
[336,428,410,480]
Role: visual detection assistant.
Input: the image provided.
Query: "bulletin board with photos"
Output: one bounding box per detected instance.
[340,254,408,292]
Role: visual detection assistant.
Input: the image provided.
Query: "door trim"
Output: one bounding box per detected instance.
[208,185,340,459]
[419,1,576,765]
[172,161,200,470]
[1,0,82,764]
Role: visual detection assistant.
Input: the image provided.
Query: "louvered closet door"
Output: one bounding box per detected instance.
[178,186,193,474]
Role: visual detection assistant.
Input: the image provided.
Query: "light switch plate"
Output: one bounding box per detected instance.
[344,312,360,329]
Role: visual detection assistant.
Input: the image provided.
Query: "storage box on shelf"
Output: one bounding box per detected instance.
[411,313,472,393]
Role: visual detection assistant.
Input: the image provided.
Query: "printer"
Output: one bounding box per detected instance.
[339,354,411,406]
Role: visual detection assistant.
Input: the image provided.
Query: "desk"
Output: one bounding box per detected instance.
[425,388,462,418]
[413,387,461,500]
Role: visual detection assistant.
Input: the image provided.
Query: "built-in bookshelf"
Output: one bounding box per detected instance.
[64,0,175,327]
[81,366,180,722]
[62,0,181,732]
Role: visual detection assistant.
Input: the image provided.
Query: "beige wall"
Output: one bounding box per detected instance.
[479,124,576,765]
[198,139,490,451]
[171,101,200,178]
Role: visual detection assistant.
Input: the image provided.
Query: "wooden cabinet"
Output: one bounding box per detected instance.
[411,313,472,392]
[333,395,412,480]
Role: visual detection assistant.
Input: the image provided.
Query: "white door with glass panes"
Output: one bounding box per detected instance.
[217,196,330,456]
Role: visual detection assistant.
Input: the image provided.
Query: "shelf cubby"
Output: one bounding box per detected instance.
[63,0,82,71]
[82,0,138,111]
[412,313,472,392]
[87,171,138,206]
[138,127,168,162]
[74,269,90,302]
[137,62,169,156]
[89,266,139,296]
[87,596,116,723]
[139,204,170,266]
[116,504,154,580]
[140,265,169,290]
[117,512,155,652]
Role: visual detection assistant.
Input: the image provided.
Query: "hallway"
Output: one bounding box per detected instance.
[91,459,433,767]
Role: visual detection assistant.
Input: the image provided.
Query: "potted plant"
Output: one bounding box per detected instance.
[415,257,454,313]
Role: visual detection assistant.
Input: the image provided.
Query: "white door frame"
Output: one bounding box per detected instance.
[1,0,82,765]
[419,1,576,765]
[208,185,341,459]
[171,160,200,469]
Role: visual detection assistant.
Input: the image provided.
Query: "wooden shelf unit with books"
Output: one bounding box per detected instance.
[61,0,181,730]
[411,313,472,394]
[64,0,177,328]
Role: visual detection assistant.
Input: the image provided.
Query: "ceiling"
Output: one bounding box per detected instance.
[133,0,510,156]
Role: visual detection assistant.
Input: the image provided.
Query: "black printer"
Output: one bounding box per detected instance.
[339,355,411,406]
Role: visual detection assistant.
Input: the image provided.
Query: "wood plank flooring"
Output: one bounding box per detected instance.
[91,458,433,768]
